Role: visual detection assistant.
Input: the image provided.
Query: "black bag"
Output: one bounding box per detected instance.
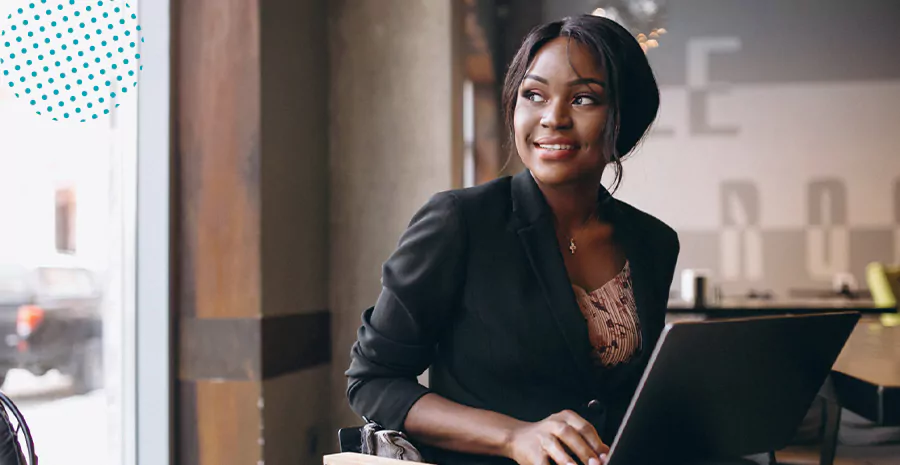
[339,417,423,462]
[360,420,423,462]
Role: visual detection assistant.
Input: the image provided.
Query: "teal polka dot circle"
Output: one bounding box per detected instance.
[0,0,144,122]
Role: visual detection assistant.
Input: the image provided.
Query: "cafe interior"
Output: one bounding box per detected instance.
[2,0,898,464]
[157,0,900,464]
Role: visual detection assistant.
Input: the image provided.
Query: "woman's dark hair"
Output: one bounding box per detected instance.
[502,14,660,192]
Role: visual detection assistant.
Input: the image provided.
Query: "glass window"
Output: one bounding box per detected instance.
[0,264,29,297]
[36,267,97,298]
[0,1,140,461]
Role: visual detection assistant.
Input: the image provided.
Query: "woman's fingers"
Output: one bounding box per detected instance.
[541,436,577,465]
[522,409,609,465]
[558,410,610,455]
[551,421,600,465]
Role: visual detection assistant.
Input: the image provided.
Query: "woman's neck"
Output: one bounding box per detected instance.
[535,178,603,233]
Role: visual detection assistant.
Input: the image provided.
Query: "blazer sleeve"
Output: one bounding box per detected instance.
[345,191,467,431]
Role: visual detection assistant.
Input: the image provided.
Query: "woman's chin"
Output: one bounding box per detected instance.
[529,164,582,187]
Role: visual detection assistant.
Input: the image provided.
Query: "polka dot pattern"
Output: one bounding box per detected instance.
[0,0,143,122]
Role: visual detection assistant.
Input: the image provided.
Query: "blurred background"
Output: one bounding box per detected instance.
[0,0,897,464]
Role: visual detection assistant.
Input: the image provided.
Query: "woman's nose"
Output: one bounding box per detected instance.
[540,101,572,129]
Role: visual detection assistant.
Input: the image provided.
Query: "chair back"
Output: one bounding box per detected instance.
[337,426,363,453]
[867,262,900,326]
[867,262,900,308]
[0,391,36,465]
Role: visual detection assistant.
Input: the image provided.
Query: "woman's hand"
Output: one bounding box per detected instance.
[506,410,610,465]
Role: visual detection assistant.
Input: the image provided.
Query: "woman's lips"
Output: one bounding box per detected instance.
[534,142,579,161]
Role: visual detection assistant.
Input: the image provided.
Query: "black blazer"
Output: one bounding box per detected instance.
[346,170,680,465]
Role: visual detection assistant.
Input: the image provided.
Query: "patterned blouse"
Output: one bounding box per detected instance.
[571,261,642,368]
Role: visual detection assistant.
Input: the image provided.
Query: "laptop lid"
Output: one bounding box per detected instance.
[606,312,860,465]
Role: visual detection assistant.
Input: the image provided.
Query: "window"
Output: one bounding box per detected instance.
[37,267,97,298]
[0,6,139,462]
[54,188,77,254]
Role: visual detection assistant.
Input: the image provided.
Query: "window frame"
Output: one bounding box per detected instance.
[131,0,172,464]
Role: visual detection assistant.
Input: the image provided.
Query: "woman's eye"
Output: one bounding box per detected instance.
[523,91,546,103]
[573,95,599,106]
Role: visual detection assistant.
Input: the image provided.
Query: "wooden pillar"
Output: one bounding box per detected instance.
[173,0,467,462]
[173,0,331,464]
[327,0,466,432]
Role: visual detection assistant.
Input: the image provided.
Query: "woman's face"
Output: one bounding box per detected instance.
[514,37,609,188]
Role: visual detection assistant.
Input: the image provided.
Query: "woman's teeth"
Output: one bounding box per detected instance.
[537,144,575,150]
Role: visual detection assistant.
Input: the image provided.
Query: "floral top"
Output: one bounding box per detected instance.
[571,261,641,368]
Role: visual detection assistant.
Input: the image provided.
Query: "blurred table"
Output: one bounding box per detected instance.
[816,317,900,465]
[831,317,900,425]
[667,298,894,318]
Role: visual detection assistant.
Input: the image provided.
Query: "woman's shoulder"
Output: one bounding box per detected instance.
[613,199,679,252]
[444,175,514,203]
[429,176,515,217]
[408,176,515,240]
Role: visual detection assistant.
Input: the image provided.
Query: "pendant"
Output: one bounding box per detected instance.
[569,237,577,255]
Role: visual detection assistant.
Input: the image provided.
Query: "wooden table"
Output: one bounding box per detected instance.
[832,318,900,425]
[816,317,900,465]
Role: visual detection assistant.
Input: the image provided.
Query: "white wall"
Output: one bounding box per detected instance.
[546,0,900,296]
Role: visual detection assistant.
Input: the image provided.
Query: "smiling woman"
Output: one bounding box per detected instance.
[504,15,660,194]
[346,14,679,465]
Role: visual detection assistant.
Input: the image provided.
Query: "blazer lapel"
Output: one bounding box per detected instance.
[511,172,597,388]
[510,171,665,396]
[588,202,666,403]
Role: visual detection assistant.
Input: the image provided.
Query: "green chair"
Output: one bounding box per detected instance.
[866,262,900,326]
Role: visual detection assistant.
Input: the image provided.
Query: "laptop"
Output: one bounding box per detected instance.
[605,312,860,465]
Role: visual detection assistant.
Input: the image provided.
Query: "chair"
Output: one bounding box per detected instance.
[0,391,37,465]
[867,263,900,307]
[337,425,363,453]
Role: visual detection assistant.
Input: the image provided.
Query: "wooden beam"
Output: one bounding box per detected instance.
[177,0,262,321]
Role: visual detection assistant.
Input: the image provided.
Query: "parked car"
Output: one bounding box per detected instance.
[0,264,103,393]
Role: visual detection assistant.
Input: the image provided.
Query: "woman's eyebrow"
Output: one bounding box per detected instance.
[523,74,605,88]
[568,77,605,88]
[523,74,548,84]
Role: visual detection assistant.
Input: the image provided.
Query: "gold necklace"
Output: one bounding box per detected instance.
[566,211,598,255]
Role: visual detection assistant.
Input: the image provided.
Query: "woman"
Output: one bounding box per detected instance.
[346,14,679,465]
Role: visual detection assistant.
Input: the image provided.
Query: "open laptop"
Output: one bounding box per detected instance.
[605,312,860,465]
